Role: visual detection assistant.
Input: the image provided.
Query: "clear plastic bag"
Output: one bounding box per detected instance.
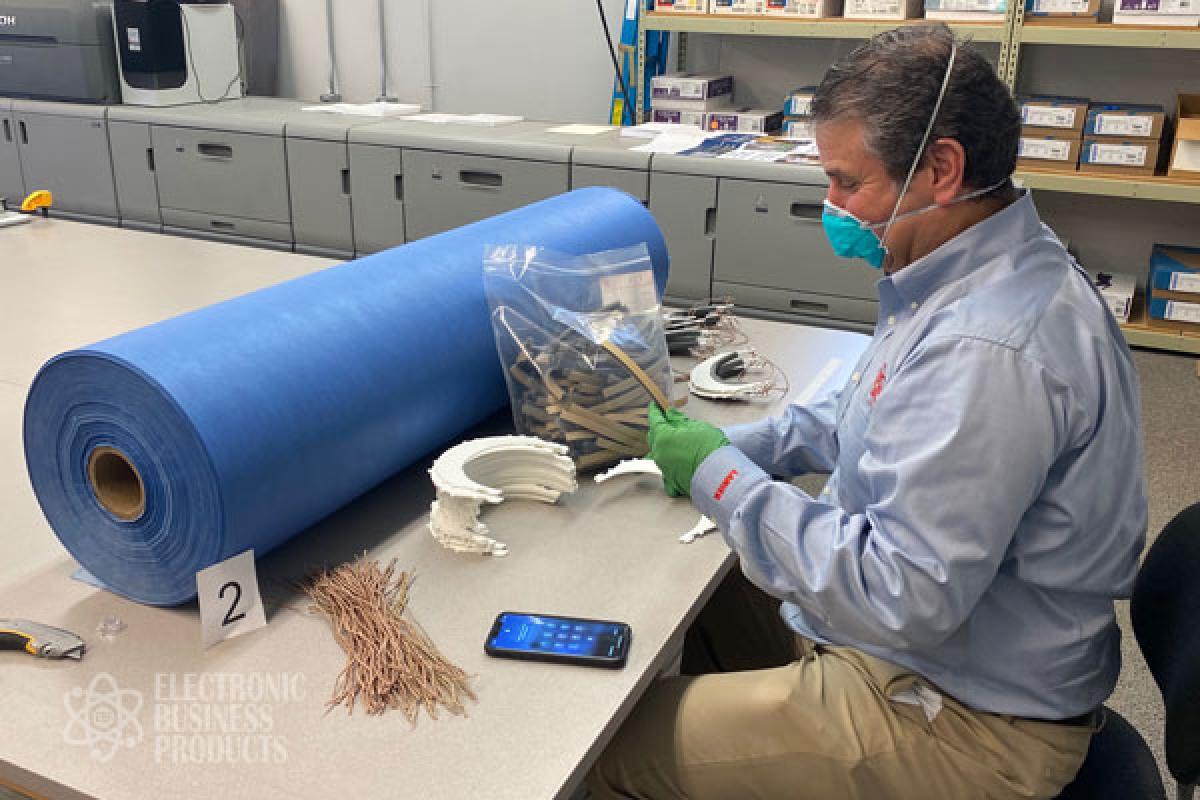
[483,244,671,471]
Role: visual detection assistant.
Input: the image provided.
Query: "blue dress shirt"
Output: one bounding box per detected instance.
[691,191,1147,719]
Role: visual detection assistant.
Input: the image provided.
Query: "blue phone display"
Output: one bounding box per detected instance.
[486,612,630,667]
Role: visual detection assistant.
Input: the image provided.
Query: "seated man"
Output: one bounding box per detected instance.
[588,23,1147,800]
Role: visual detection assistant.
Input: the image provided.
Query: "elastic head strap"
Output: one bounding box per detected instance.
[879,41,958,251]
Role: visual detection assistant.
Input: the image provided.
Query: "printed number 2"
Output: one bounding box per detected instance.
[219,581,247,626]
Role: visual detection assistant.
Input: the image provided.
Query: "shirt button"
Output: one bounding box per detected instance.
[887,315,896,325]
[851,372,861,382]
[910,302,918,310]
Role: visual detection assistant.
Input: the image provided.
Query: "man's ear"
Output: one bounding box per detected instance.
[926,137,967,206]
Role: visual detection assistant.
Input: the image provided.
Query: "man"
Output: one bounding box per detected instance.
[588,24,1147,800]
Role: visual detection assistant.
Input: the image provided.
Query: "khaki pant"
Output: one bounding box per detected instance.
[588,567,1097,800]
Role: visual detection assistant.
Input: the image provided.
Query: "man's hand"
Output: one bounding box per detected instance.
[645,404,730,497]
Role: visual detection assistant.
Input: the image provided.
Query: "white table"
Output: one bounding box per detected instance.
[0,219,868,800]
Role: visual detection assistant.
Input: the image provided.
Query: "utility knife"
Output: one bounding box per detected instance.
[0,619,86,660]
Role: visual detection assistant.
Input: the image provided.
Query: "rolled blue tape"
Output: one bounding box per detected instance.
[24,188,668,606]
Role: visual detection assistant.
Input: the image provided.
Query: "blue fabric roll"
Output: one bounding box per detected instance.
[24,188,668,605]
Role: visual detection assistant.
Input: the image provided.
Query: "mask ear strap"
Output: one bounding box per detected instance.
[879,41,958,255]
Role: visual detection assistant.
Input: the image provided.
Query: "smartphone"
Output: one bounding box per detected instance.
[485,612,631,669]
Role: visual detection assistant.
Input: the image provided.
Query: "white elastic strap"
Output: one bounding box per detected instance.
[879,42,958,254]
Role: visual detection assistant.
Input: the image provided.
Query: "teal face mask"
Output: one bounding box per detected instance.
[821,203,888,269]
[822,179,1008,270]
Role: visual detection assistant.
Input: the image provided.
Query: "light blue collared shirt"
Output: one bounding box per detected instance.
[692,192,1147,719]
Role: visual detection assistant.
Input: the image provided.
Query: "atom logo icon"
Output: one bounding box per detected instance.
[63,673,144,762]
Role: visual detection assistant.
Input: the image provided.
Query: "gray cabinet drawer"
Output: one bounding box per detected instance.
[161,208,293,243]
[287,137,353,255]
[648,172,716,302]
[349,143,405,255]
[109,121,161,227]
[15,112,116,218]
[715,179,878,301]
[572,165,648,203]
[713,281,879,325]
[401,150,568,241]
[0,110,23,204]
[152,126,290,223]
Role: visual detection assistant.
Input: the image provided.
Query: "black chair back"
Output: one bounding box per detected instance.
[1131,502,1200,791]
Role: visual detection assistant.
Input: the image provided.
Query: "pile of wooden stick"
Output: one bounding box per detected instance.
[508,334,664,470]
[303,557,475,721]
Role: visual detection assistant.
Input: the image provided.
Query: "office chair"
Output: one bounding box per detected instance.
[1055,708,1165,800]
[1132,502,1200,800]
[1058,502,1200,800]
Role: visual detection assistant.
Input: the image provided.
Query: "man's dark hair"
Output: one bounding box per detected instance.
[811,24,1020,196]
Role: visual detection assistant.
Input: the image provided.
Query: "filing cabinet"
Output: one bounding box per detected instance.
[10,100,117,223]
[0,99,23,205]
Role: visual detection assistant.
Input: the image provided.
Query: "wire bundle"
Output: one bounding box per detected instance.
[303,557,474,721]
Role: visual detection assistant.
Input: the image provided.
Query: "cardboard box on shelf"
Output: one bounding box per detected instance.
[1084,104,1166,140]
[651,73,734,102]
[705,108,785,133]
[782,117,816,138]
[1169,94,1200,179]
[1089,271,1138,323]
[651,108,708,127]
[784,88,817,117]
[1150,244,1200,296]
[1025,0,1101,19]
[761,0,845,14]
[1018,96,1089,137]
[924,0,1007,20]
[1017,134,1081,171]
[652,95,735,113]
[1079,137,1160,176]
[1113,0,1200,26]
[711,0,765,13]
[1148,296,1200,334]
[844,0,923,19]
[654,0,710,11]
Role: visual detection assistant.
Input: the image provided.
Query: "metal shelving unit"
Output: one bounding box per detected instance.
[634,6,1200,352]
[1015,170,1200,203]
[638,12,1005,40]
[1019,22,1200,48]
[636,13,1007,123]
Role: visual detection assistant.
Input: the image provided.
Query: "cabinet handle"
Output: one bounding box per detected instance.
[341,168,351,196]
[790,299,830,316]
[789,202,822,220]
[704,207,717,236]
[459,170,502,189]
[17,120,27,145]
[146,148,156,172]
[197,143,233,159]
[393,174,404,202]
[2,119,10,143]
[210,220,236,230]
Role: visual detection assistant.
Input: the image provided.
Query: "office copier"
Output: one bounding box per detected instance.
[0,0,121,103]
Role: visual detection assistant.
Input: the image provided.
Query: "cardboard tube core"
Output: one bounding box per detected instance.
[88,446,145,522]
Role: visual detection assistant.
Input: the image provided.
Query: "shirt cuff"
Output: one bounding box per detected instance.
[720,423,758,453]
[690,445,771,532]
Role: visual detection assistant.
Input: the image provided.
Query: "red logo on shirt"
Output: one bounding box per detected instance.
[869,364,887,404]
[713,469,739,501]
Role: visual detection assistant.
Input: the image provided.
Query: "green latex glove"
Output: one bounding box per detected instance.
[645,403,730,498]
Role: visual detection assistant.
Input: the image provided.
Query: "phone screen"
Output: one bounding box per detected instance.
[486,612,630,667]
